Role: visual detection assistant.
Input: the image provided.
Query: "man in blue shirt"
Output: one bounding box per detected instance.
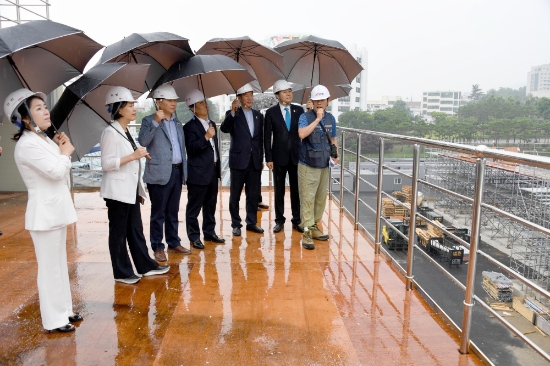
[297,85,340,249]
[220,84,264,236]
[138,84,190,261]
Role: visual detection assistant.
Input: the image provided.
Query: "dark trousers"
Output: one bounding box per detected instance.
[186,168,218,241]
[273,162,301,225]
[105,198,158,279]
[147,166,182,251]
[229,157,260,228]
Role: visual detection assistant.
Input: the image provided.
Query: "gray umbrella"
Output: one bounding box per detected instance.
[51,63,149,160]
[149,54,255,100]
[196,36,284,93]
[0,20,102,121]
[274,35,363,87]
[291,83,352,104]
[97,32,193,92]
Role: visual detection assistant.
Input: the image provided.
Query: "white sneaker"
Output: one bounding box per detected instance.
[115,275,140,284]
[143,265,170,277]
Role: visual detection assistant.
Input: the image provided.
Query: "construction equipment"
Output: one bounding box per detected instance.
[382,219,409,250]
[416,221,468,267]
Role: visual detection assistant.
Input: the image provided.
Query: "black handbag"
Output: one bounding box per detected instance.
[319,122,338,159]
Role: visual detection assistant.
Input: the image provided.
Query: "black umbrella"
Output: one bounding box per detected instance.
[51,63,149,160]
[291,83,352,104]
[274,35,363,87]
[196,36,284,93]
[149,54,255,100]
[0,20,103,120]
[98,32,193,92]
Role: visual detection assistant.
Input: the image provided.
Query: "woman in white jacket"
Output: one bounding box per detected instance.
[100,86,169,284]
[4,88,80,333]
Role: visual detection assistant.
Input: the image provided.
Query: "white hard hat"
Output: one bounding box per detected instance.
[3,88,47,123]
[185,89,205,107]
[151,84,179,100]
[236,83,254,96]
[310,85,330,100]
[273,80,292,94]
[105,86,138,105]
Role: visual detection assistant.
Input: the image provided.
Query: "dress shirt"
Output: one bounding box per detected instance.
[152,115,182,164]
[279,103,292,131]
[197,117,217,162]
[242,108,254,136]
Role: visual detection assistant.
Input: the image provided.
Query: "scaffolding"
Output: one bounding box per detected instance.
[0,0,50,28]
[424,147,550,292]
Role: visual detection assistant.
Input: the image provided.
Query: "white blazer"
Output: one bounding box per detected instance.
[14,131,77,231]
[100,121,146,204]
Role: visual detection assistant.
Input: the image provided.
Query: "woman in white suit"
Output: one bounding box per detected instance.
[4,88,81,333]
[100,86,169,284]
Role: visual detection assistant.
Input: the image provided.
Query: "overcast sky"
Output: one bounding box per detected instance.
[42,0,550,100]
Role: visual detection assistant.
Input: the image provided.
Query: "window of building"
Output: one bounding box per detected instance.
[355,97,360,102]
[388,101,395,105]
[441,100,453,104]
[454,101,458,106]
[356,77,361,83]
[440,107,452,111]
[427,99,440,103]
[440,92,453,98]
[338,96,350,102]
[356,87,361,93]
[357,57,362,63]
[423,97,427,102]
[394,178,402,184]
[338,106,350,112]
[428,92,440,96]
[355,107,360,111]
[427,105,439,109]
[423,92,427,95]
[454,92,460,99]
[423,104,427,108]
[453,108,458,113]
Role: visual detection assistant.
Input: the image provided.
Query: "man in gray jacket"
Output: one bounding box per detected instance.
[138,84,189,261]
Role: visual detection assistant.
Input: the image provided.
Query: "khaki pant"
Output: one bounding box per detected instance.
[298,163,329,229]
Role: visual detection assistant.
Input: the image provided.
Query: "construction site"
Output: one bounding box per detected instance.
[375,146,550,339]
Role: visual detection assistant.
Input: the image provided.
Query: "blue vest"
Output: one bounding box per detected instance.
[299,110,334,168]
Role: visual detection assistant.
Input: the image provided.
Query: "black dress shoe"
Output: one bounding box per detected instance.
[204,234,225,243]
[246,224,264,233]
[232,227,241,236]
[47,324,75,333]
[292,224,304,233]
[258,203,269,209]
[191,239,204,249]
[273,223,283,233]
[69,313,83,323]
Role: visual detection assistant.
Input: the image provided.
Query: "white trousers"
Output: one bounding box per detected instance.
[29,227,73,330]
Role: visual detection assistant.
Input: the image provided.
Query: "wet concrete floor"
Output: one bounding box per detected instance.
[0,189,482,365]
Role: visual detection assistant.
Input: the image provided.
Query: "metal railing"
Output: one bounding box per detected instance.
[331,127,550,363]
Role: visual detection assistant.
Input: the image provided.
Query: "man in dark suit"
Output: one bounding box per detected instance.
[183,89,225,249]
[220,83,264,236]
[138,84,190,261]
[264,80,304,233]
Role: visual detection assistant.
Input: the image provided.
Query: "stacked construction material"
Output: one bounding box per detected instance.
[382,198,395,217]
[524,297,548,314]
[402,185,412,204]
[482,271,513,302]
[392,191,407,203]
[416,220,445,247]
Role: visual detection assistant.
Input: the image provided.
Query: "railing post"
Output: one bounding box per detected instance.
[374,138,385,254]
[460,158,486,354]
[339,131,345,211]
[354,135,361,229]
[406,144,420,291]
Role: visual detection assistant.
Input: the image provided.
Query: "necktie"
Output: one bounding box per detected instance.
[284,107,291,131]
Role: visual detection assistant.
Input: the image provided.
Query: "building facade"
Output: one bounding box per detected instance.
[527,64,550,98]
[420,91,465,116]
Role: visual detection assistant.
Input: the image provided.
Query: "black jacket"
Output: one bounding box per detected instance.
[264,103,304,166]
[183,117,221,185]
[220,107,264,170]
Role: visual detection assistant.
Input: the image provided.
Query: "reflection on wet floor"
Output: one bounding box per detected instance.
[0,190,482,365]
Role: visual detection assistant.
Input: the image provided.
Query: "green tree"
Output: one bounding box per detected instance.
[470,84,484,101]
